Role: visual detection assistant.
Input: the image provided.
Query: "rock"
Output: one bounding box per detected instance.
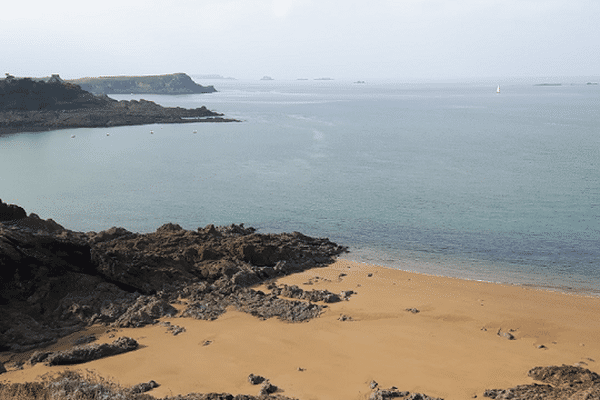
[370,380,379,389]
[160,321,187,336]
[405,308,420,314]
[112,296,178,328]
[497,329,515,340]
[30,337,139,366]
[0,203,347,351]
[483,365,600,399]
[0,199,27,221]
[339,314,353,321]
[341,290,355,300]
[259,380,278,395]
[248,374,265,385]
[269,284,341,303]
[0,361,6,374]
[72,335,97,345]
[129,380,159,394]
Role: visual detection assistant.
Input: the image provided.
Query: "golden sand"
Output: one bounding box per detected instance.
[2,259,600,400]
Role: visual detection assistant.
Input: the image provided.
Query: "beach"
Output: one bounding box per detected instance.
[2,258,599,400]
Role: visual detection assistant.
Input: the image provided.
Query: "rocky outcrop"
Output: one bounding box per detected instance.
[483,365,600,399]
[0,76,235,134]
[0,204,347,352]
[268,283,341,303]
[0,199,27,221]
[69,73,217,95]
[369,388,443,400]
[29,337,139,366]
[0,370,299,400]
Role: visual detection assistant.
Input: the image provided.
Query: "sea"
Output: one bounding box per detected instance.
[1,78,599,295]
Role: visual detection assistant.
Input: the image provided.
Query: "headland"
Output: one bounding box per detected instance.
[68,73,217,95]
[1,199,600,399]
[0,74,235,135]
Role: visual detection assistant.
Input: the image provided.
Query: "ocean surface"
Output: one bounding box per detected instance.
[1,78,599,294]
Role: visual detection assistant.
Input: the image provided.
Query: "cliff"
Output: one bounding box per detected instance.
[0,75,234,134]
[68,73,217,95]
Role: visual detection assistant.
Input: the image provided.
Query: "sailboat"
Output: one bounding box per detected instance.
[496,85,500,94]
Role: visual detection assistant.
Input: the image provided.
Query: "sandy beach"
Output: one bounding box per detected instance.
[2,259,600,400]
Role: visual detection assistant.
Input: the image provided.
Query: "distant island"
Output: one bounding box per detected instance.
[314,77,333,81]
[0,74,235,134]
[67,73,216,95]
[533,83,562,86]
[260,76,274,81]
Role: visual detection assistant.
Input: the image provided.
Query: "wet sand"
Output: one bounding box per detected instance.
[2,259,600,400]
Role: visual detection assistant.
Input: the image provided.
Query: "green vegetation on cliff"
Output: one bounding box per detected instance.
[69,73,217,95]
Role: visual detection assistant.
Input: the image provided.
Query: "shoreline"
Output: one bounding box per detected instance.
[339,248,600,299]
[3,258,600,400]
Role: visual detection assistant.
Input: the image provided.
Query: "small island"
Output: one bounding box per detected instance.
[0,74,236,135]
[68,73,216,95]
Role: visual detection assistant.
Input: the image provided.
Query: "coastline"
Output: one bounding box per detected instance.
[2,258,599,400]
[339,246,600,298]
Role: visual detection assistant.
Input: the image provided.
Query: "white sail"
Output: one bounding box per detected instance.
[496,85,500,93]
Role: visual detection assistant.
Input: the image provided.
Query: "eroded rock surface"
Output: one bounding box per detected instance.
[0,204,347,352]
[29,337,139,366]
[483,364,600,399]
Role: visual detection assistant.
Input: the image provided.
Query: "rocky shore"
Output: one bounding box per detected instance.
[2,199,600,399]
[0,200,347,353]
[0,75,236,135]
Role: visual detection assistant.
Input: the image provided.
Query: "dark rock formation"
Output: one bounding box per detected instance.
[268,283,341,303]
[258,381,278,396]
[0,199,27,221]
[130,380,160,394]
[0,204,347,352]
[0,370,299,400]
[69,73,217,95]
[0,76,235,135]
[0,361,6,374]
[483,365,600,399]
[369,388,442,400]
[248,374,265,385]
[29,337,138,366]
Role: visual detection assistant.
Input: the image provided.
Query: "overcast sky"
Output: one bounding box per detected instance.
[2,0,598,80]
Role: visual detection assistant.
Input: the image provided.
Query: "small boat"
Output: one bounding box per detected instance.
[70,134,76,138]
[496,85,500,94]
[150,130,154,134]
[193,130,197,134]
[106,133,110,136]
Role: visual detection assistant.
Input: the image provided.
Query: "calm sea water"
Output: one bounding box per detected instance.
[1,79,599,293]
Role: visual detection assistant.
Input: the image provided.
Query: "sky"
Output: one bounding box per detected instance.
[1,0,599,81]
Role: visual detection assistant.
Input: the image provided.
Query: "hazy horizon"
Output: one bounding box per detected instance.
[2,0,598,81]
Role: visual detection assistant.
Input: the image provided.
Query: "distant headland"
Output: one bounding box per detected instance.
[0,74,236,134]
[67,73,217,95]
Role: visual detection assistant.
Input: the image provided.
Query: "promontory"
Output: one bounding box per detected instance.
[0,74,235,135]
[68,73,217,95]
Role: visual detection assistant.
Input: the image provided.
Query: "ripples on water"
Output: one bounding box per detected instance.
[1,79,599,293]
